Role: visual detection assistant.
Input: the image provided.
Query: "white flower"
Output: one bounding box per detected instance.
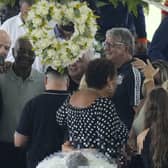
[26,0,97,72]
[27,10,35,21]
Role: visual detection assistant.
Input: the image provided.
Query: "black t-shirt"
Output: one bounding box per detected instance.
[112,61,143,130]
[16,90,70,168]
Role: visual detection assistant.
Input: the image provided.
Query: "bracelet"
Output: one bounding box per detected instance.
[143,78,154,85]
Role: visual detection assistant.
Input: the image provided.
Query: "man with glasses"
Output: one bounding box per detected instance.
[0,36,44,168]
[104,28,143,131]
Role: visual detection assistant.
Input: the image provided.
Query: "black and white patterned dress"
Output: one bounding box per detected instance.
[56,97,128,159]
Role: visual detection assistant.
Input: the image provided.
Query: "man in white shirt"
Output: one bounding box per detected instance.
[0,0,43,72]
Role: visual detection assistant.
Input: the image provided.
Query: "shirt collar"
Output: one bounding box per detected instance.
[17,13,24,26]
[8,66,35,81]
[44,90,70,94]
[117,59,133,73]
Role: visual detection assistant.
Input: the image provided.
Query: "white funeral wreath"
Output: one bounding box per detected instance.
[25,0,97,72]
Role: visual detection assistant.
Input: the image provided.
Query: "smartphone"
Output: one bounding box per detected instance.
[0,56,4,66]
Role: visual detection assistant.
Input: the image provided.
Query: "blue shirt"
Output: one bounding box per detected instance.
[149,17,168,61]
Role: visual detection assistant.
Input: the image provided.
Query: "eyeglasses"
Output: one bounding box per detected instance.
[103,41,126,49]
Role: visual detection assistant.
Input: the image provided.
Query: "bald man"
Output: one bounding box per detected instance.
[0,30,11,57]
[0,30,11,72]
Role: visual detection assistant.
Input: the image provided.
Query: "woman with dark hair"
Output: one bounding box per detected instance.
[137,87,168,168]
[56,58,128,162]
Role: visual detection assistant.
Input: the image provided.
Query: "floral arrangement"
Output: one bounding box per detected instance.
[25,0,97,72]
[36,150,117,168]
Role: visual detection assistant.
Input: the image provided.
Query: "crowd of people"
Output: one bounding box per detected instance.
[0,0,168,168]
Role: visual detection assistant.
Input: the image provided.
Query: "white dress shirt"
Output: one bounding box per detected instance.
[0,13,44,72]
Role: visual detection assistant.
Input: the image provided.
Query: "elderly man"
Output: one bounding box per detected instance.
[68,49,96,92]
[0,30,11,72]
[0,0,43,72]
[104,28,143,131]
[0,30,11,115]
[0,36,44,168]
[0,30,10,58]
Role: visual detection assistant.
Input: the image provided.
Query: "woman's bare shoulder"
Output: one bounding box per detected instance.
[69,89,100,108]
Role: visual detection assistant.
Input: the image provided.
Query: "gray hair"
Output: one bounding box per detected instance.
[106,28,135,55]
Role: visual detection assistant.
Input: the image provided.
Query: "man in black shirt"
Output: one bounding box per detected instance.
[14,67,70,168]
[104,28,143,131]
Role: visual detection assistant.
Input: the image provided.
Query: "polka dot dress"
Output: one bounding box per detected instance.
[56,97,128,159]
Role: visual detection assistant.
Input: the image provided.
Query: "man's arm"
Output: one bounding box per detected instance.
[14,131,29,147]
[14,99,33,147]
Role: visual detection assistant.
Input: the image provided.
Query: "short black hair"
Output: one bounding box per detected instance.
[45,66,68,78]
[85,58,116,89]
